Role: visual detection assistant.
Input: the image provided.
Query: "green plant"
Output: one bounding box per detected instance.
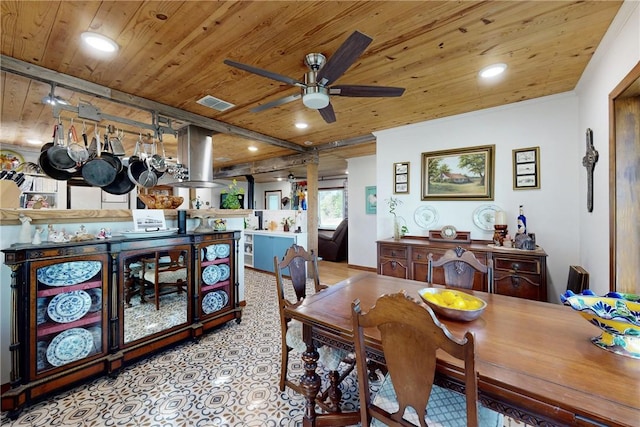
[386,197,409,236]
[221,179,245,209]
[281,217,294,226]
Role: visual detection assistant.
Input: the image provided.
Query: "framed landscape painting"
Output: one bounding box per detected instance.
[421,145,495,201]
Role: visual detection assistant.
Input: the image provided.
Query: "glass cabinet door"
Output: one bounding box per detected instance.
[120,244,191,345]
[199,242,232,317]
[33,256,107,376]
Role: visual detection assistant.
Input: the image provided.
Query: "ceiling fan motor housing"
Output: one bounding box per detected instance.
[302,63,330,109]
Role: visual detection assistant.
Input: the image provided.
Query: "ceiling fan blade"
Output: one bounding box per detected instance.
[330,85,405,97]
[316,31,373,87]
[319,103,336,123]
[224,59,306,87]
[251,93,301,113]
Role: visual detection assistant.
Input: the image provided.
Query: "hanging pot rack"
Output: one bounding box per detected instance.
[51,101,177,141]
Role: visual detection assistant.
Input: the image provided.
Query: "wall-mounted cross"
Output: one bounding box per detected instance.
[582,128,599,212]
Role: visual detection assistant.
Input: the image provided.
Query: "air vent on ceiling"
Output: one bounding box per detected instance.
[196,95,235,111]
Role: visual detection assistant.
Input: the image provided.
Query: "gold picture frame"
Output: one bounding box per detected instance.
[421,145,495,201]
[393,162,410,194]
[513,146,540,190]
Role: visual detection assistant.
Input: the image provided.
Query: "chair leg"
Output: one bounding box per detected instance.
[280,346,289,392]
[326,370,342,412]
[155,281,160,310]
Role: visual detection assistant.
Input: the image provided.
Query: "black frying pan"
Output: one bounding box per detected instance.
[39,150,74,180]
[102,165,135,195]
[82,135,117,187]
[47,124,76,170]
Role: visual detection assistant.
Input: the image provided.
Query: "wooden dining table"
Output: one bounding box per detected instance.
[283,272,640,427]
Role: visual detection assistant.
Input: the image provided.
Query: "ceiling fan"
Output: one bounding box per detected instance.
[224,31,405,123]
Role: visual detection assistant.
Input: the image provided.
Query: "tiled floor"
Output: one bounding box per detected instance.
[2,268,529,427]
[1,269,361,427]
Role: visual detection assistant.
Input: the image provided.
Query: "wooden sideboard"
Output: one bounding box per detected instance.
[377,237,548,302]
[2,230,241,417]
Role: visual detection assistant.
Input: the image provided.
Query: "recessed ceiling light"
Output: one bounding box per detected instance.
[81,32,119,53]
[248,146,258,152]
[295,122,308,129]
[27,139,43,145]
[479,63,507,78]
[277,177,283,181]
[303,140,313,146]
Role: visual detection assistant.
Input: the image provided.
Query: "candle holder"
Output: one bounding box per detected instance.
[493,224,508,246]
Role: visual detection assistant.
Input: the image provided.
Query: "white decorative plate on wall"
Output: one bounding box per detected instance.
[414,205,439,230]
[472,204,501,231]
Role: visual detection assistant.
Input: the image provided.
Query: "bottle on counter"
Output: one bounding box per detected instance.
[517,205,527,234]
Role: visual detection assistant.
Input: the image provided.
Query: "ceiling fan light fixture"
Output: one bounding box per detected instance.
[302,92,330,110]
[81,32,119,53]
[479,63,507,78]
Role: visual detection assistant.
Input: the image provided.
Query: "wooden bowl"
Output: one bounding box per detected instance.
[138,194,184,209]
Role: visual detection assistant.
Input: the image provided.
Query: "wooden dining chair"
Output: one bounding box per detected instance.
[142,250,188,310]
[427,246,493,292]
[351,292,503,427]
[273,244,355,411]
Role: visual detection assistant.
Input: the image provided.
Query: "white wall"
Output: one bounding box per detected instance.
[574,0,640,295]
[374,94,580,303]
[347,155,378,267]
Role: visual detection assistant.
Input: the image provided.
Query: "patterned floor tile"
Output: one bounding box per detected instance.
[1,268,526,427]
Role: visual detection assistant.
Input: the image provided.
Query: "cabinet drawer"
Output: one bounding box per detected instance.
[411,247,430,262]
[494,257,540,274]
[379,245,407,259]
[379,259,408,279]
[494,272,541,300]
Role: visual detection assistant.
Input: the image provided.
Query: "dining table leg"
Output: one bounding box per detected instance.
[301,323,321,426]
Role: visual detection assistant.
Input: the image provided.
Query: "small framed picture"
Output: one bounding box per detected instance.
[365,186,377,214]
[513,146,540,190]
[393,162,410,194]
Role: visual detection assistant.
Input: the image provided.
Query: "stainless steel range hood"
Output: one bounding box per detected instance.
[171,125,222,188]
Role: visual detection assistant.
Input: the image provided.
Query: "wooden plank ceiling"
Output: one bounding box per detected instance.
[0,1,622,183]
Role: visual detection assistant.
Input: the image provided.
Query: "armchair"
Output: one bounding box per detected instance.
[318,218,348,262]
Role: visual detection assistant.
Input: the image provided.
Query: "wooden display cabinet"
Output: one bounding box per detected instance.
[2,230,242,417]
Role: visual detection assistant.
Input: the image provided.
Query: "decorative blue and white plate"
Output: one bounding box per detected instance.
[85,288,102,312]
[46,328,93,367]
[47,290,92,323]
[201,290,228,314]
[215,244,230,258]
[205,245,217,261]
[37,297,49,325]
[37,261,102,287]
[202,264,221,285]
[218,264,230,281]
